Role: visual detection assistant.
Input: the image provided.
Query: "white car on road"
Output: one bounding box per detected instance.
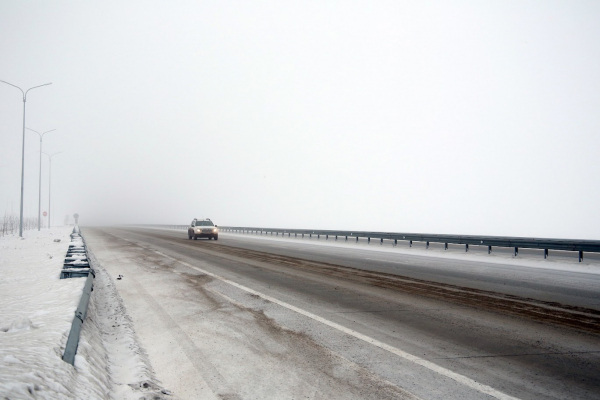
[188,218,218,240]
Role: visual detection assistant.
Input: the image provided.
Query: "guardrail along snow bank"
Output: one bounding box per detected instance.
[61,227,93,279]
[225,227,600,262]
[62,226,95,365]
[135,224,600,262]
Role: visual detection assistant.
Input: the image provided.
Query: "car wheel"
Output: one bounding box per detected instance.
[193,235,197,240]
[214,235,218,241]
[188,232,192,240]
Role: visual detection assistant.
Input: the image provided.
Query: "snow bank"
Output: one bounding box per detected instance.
[0,227,172,400]
[0,227,111,398]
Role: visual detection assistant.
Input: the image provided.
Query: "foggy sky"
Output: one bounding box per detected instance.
[1,1,599,239]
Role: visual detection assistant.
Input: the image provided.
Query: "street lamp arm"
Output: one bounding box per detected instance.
[27,128,57,139]
[42,151,63,159]
[26,127,42,139]
[24,83,52,98]
[41,129,56,138]
[0,80,52,100]
[0,80,25,97]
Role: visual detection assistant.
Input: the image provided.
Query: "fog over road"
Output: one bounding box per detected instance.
[85,226,600,400]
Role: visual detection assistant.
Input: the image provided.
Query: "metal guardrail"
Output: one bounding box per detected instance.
[62,226,95,365]
[62,271,94,365]
[136,224,600,261]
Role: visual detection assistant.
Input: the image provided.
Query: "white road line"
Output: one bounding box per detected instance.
[115,235,520,400]
[366,258,405,264]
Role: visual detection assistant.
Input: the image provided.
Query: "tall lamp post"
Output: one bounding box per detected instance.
[0,80,52,237]
[26,128,56,231]
[42,151,62,228]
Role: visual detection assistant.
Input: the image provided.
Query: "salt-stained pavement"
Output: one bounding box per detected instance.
[84,226,600,400]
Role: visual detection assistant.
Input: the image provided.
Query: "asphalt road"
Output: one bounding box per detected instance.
[85,226,600,400]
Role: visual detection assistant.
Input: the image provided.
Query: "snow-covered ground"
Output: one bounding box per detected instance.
[0,227,171,399]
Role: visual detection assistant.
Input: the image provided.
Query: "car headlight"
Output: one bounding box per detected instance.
[213,228,218,232]
[196,228,201,232]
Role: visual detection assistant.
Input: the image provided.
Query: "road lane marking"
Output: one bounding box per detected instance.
[114,234,521,400]
[204,286,426,400]
[366,258,405,264]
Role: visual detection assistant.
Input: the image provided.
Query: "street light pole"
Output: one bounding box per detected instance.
[42,152,62,228]
[0,80,52,237]
[26,128,56,231]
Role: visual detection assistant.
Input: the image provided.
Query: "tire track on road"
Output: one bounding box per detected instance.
[98,235,241,400]
[172,238,600,335]
[111,232,521,400]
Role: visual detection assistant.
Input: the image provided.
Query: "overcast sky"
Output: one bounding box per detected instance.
[1,1,599,239]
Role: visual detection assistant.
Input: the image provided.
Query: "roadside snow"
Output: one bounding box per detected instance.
[0,227,171,400]
[84,241,173,399]
[0,227,110,399]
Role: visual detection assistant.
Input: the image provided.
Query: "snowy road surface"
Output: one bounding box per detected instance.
[84,226,600,400]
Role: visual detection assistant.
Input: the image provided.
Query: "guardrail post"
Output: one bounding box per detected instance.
[394,239,397,246]
[310,234,312,238]
[444,243,448,250]
[514,247,518,257]
[368,237,370,244]
[488,245,492,254]
[356,236,359,243]
[426,241,429,249]
[409,240,412,247]
[326,235,328,240]
[302,233,304,238]
[465,244,469,252]
[579,251,583,262]
[380,238,383,245]
[345,236,348,242]
[544,249,548,259]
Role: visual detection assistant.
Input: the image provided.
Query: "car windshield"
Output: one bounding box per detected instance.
[195,221,214,226]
